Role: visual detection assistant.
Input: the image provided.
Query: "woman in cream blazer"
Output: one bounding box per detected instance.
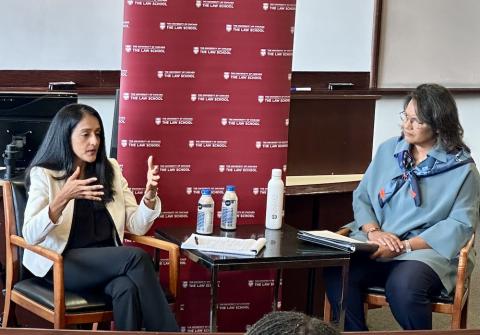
[23,159,159,275]
[22,104,178,332]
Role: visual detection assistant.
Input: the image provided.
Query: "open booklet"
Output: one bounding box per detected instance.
[181,233,267,256]
[297,230,378,253]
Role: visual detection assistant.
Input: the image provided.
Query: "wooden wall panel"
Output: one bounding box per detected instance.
[287,96,376,176]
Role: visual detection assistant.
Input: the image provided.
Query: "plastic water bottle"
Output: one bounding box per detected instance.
[196,188,214,235]
[220,185,238,231]
[265,169,284,229]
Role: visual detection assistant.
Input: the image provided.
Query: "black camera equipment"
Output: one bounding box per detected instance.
[2,134,27,179]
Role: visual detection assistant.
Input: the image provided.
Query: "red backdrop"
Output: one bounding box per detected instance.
[119,0,295,331]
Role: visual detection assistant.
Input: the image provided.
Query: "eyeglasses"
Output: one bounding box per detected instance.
[399,111,426,129]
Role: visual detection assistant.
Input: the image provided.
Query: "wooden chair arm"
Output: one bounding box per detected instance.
[10,235,63,263]
[124,232,180,298]
[453,233,475,308]
[124,232,179,253]
[9,235,66,320]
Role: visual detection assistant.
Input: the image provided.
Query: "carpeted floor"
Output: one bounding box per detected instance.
[367,234,480,330]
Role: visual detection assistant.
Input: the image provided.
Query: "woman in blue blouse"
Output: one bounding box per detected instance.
[325,84,480,330]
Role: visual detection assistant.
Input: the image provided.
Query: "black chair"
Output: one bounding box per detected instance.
[2,180,180,329]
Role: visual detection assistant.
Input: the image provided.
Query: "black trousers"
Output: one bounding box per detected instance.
[59,246,179,332]
[324,255,444,331]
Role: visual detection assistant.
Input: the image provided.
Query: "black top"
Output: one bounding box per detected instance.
[65,199,117,250]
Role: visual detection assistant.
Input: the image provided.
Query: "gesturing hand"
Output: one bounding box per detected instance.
[48,166,104,223]
[61,166,104,202]
[144,155,159,200]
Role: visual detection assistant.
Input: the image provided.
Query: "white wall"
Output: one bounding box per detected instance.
[378,0,480,88]
[0,0,123,70]
[292,0,374,72]
[0,0,122,155]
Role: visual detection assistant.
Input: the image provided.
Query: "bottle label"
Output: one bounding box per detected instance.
[198,203,213,210]
[265,182,284,229]
[221,199,237,230]
[197,201,214,234]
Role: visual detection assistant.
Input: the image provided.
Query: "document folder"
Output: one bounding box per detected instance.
[297,230,378,253]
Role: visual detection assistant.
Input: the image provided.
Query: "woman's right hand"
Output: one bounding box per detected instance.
[368,230,404,253]
[48,167,104,223]
[59,167,104,202]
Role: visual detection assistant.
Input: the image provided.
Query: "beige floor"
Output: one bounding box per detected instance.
[367,234,480,331]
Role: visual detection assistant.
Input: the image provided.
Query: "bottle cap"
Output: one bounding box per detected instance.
[271,168,282,178]
[226,185,235,191]
[201,188,212,195]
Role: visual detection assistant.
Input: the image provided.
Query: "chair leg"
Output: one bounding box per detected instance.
[323,294,332,322]
[2,297,18,328]
[53,317,66,329]
[458,300,469,329]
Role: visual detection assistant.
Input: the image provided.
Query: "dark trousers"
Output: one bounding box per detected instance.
[60,246,179,332]
[324,255,444,331]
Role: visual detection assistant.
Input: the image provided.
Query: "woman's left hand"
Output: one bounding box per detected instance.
[144,155,159,200]
[369,243,403,259]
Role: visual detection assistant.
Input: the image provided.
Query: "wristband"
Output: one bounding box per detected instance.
[404,239,412,253]
[365,226,381,239]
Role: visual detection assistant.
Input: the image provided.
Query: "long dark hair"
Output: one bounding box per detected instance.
[404,83,470,153]
[26,103,114,202]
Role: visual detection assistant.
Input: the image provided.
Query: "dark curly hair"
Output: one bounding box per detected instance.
[246,311,340,335]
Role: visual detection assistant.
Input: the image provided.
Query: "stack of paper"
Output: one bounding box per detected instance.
[181,234,266,256]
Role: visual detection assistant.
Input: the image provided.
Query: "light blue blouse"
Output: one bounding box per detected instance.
[348,136,480,293]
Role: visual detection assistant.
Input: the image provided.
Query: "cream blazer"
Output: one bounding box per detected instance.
[22,158,161,277]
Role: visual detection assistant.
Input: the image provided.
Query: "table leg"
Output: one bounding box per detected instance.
[337,260,350,331]
[273,268,282,311]
[209,266,218,332]
[306,268,316,315]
